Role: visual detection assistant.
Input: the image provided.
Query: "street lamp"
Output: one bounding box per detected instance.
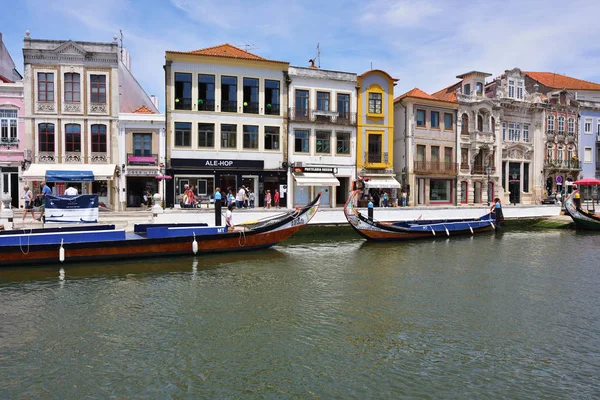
[486,163,492,206]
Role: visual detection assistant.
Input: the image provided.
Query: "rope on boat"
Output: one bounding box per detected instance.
[238,229,246,247]
[19,228,32,255]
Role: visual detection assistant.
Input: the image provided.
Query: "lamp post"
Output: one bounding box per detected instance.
[486,163,492,206]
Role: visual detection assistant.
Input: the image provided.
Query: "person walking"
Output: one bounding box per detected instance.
[236,187,245,208]
[22,185,36,222]
[264,190,272,209]
[401,189,407,207]
[225,204,235,231]
[249,190,255,208]
[227,190,234,207]
[490,197,504,228]
[274,189,280,209]
[36,181,52,221]
[214,187,222,205]
[383,191,388,208]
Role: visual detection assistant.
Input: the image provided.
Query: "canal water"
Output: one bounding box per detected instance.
[1,229,599,399]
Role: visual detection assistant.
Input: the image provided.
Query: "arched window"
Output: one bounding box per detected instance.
[547,145,553,160]
[65,123,81,152]
[477,114,483,132]
[558,116,565,133]
[547,115,555,132]
[91,124,107,153]
[461,114,469,134]
[557,146,564,161]
[38,123,55,152]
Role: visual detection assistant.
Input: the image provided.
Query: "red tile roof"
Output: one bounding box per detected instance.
[394,87,436,102]
[525,72,600,91]
[132,105,156,114]
[431,83,460,103]
[166,43,289,65]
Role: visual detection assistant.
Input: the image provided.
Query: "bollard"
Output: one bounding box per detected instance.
[215,198,222,226]
[368,200,374,221]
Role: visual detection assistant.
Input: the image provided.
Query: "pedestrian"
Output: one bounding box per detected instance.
[146,190,153,209]
[227,190,234,207]
[225,204,235,231]
[490,197,504,228]
[214,187,222,206]
[401,189,407,207]
[22,185,36,222]
[383,191,388,207]
[249,190,255,208]
[36,181,52,221]
[236,187,245,208]
[182,184,189,208]
[274,189,280,209]
[188,186,196,208]
[574,187,581,208]
[265,190,272,209]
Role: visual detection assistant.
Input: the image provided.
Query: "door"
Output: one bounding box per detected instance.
[508,162,521,204]
[336,177,349,207]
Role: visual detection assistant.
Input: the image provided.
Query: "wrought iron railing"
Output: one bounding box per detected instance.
[197,99,215,111]
[221,100,238,113]
[544,160,581,169]
[243,101,259,114]
[414,161,458,175]
[264,104,280,115]
[288,107,357,125]
[471,165,496,175]
[174,98,192,110]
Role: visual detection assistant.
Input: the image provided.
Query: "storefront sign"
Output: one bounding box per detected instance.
[127,169,158,176]
[294,166,335,173]
[171,158,264,169]
[128,155,157,166]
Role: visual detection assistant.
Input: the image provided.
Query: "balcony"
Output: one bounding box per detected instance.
[288,107,357,125]
[565,134,576,144]
[414,161,458,175]
[460,163,470,171]
[197,99,215,111]
[127,153,158,166]
[471,165,497,175]
[64,152,82,163]
[89,152,108,164]
[174,98,192,110]
[243,101,259,114]
[557,132,565,142]
[0,137,19,149]
[37,152,56,163]
[264,104,280,115]
[221,100,237,113]
[470,130,495,144]
[544,160,581,170]
[547,131,555,141]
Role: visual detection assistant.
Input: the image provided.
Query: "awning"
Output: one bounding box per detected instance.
[293,172,340,186]
[363,176,401,189]
[22,164,118,181]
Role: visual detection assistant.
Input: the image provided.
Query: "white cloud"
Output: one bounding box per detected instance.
[360,0,443,28]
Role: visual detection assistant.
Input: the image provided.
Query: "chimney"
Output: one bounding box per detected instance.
[533,83,539,93]
[150,95,159,110]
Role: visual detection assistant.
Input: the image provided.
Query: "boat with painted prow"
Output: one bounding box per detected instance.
[0,194,321,267]
[564,189,600,230]
[343,189,496,241]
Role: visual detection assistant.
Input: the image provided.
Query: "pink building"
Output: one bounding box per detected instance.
[0,32,25,209]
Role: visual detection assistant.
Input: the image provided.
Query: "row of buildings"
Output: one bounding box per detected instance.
[1,31,600,210]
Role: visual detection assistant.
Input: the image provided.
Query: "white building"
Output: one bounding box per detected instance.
[164,44,288,208]
[287,65,357,207]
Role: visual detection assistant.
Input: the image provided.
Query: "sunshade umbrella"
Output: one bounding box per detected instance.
[573,178,600,186]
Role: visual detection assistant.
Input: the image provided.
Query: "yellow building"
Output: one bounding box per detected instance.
[356,70,400,203]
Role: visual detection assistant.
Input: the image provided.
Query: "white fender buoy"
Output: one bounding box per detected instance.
[444,225,450,237]
[192,233,198,254]
[59,238,65,263]
[430,226,436,236]
[469,224,474,234]
[490,222,495,230]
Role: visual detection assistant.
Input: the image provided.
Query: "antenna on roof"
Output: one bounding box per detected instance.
[240,42,258,52]
[315,43,321,68]
[119,29,124,57]
[370,62,373,70]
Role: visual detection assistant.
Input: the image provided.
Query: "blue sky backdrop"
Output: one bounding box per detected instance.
[2,0,599,111]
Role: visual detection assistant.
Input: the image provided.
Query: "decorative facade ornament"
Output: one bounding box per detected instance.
[89,104,108,113]
[37,102,55,112]
[63,102,81,113]
[64,152,82,163]
[90,152,108,163]
[38,153,56,163]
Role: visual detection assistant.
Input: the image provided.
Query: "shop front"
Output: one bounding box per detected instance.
[416,178,454,205]
[291,166,342,207]
[126,169,159,208]
[167,158,287,208]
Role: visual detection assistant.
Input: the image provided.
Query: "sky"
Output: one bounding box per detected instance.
[2,0,600,111]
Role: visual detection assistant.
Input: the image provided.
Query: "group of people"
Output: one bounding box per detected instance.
[21,181,52,222]
[180,185,202,208]
[214,186,280,209]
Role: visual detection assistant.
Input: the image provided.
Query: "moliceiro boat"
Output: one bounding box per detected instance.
[343,189,496,241]
[564,190,600,230]
[0,194,321,267]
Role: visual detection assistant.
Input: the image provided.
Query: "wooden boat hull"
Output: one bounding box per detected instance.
[0,195,321,267]
[344,190,495,241]
[564,192,600,230]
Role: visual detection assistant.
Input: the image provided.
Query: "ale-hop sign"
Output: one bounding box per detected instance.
[171,158,264,169]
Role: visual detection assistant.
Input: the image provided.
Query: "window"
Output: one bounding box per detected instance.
[337,93,350,119]
[567,147,573,161]
[91,124,107,153]
[336,132,350,154]
[508,123,521,141]
[444,147,453,165]
[174,73,192,110]
[0,109,17,140]
[584,118,592,134]
[264,80,280,115]
[547,145,553,160]
[431,146,440,163]
[295,89,309,114]
[508,79,515,98]
[502,122,506,141]
[368,92,382,114]
[584,147,592,163]
[558,116,565,133]
[431,111,440,129]
[221,76,237,112]
[90,75,106,104]
[548,115,555,132]
[568,118,574,135]
[243,78,259,114]
[197,123,214,148]
[417,145,426,162]
[37,72,54,102]
[461,114,469,134]
[65,124,81,152]
[464,83,471,95]
[198,74,215,111]
[317,92,330,111]
[430,180,451,203]
[416,109,426,127]
[295,130,309,153]
[38,123,55,152]
[243,125,259,149]
[523,124,530,142]
[477,114,483,132]
[523,163,529,192]
[517,81,524,100]
[476,82,483,95]
[460,181,468,204]
[367,134,382,162]
[557,146,564,161]
[444,113,453,130]
[174,122,191,147]
[316,131,331,154]
[461,148,468,166]
[64,73,80,102]
[264,126,280,150]
[133,133,152,156]
[221,124,237,148]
